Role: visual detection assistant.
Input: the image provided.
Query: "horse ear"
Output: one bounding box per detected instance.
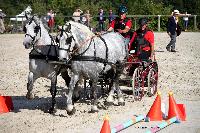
[33,15,40,24]
[65,23,71,32]
[25,13,31,20]
[57,25,62,31]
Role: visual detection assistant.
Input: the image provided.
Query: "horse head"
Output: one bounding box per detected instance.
[57,21,94,61]
[57,22,77,61]
[23,15,41,49]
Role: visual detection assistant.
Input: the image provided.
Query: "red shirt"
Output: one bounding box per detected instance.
[129,30,154,51]
[110,18,132,29]
[109,17,132,38]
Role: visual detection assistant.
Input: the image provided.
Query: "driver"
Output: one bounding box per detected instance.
[107,5,132,44]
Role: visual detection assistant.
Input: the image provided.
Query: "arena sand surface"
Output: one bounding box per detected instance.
[0,32,200,133]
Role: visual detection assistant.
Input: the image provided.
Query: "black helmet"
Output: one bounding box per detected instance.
[138,18,148,26]
[118,5,128,14]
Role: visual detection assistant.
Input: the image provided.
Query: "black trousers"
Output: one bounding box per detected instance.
[138,51,151,61]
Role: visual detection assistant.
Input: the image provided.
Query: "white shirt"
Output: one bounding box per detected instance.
[183,16,189,21]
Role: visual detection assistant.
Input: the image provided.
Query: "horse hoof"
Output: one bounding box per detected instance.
[90,109,99,113]
[118,97,125,106]
[118,101,125,106]
[26,93,35,99]
[91,106,99,113]
[72,95,80,103]
[106,96,114,105]
[48,107,57,114]
[67,108,76,115]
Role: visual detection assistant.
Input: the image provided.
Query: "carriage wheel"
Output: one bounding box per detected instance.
[147,68,158,97]
[132,68,144,101]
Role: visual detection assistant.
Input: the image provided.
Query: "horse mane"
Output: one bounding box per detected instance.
[67,21,95,43]
[30,15,50,32]
[40,16,50,31]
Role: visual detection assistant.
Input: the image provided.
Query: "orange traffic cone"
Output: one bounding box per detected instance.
[0,96,14,114]
[100,115,111,133]
[146,91,163,121]
[168,91,185,121]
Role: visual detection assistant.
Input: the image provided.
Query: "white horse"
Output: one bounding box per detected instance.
[57,21,127,114]
[23,15,71,113]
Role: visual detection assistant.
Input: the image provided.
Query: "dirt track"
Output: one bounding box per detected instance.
[0,32,200,133]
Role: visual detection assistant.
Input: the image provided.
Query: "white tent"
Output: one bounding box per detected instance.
[10,6,32,22]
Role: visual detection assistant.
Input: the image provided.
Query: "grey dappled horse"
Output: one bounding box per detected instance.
[23,15,71,113]
[57,21,127,114]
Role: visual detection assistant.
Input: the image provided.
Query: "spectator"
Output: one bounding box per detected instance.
[97,8,106,32]
[166,10,181,52]
[72,8,83,23]
[0,9,6,34]
[84,10,91,27]
[80,12,86,25]
[47,9,55,33]
[183,12,191,31]
[129,18,154,61]
[108,9,115,25]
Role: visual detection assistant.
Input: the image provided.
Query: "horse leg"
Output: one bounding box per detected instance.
[61,69,80,103]
[49,75,57,114]
[60,70,71,87]
[115,77,125,106]
[26,72,36,99]
[106,80,115,105]
[91,80,99,112]
[66,74,79,115]
[116,64,125,106]
[72,82,81,102]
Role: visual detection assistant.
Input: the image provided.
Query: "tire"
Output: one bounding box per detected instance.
[147,68,158,97]
[132,67,144,101]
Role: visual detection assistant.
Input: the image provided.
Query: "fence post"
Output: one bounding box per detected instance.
[194,15,197,31]
[134,18,137,31]
[158,15,161,32]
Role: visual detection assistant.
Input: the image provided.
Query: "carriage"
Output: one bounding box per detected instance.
[123,53,158,101]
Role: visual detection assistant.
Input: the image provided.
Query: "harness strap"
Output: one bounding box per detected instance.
[71,56,113,66]
[98,35,109,72]
[29,51,59,61]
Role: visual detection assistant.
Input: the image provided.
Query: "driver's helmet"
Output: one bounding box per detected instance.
[118,5,128,15]
[138,18,148,26]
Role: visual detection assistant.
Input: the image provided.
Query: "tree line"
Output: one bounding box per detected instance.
[1,0,200,30]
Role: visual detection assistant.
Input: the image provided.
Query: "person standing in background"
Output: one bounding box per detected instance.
[97,8,106,32]
[108,9,115,25]
[166,10,180,52]
[84,10,91,27]
[183,12,191,31]
[72,8,83,23]
[47,9,55,33]
[0,9,6,34]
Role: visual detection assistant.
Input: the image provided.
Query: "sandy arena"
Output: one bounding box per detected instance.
[0,32,200,133]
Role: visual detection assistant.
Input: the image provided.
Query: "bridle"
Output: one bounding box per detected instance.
[59,25,76,54]
[24,16,58,61]
[24,16,41,46]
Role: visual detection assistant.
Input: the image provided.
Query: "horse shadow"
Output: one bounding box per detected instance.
[11,84,135,114]
[11,86,68,113]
